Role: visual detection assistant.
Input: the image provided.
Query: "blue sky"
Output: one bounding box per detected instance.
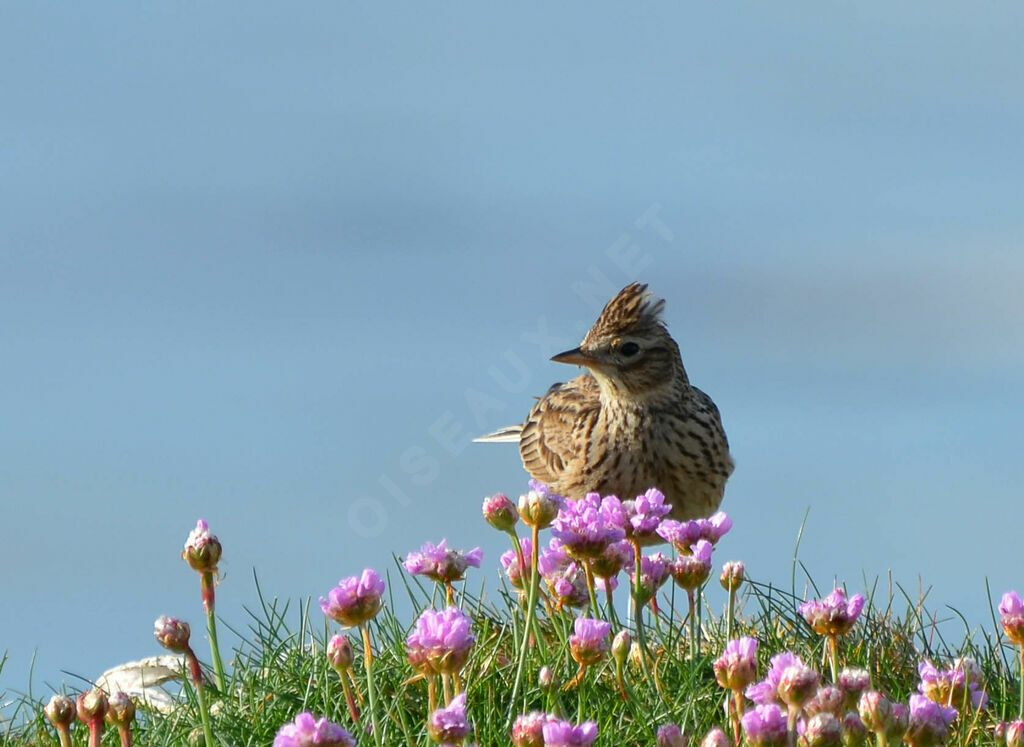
[2,3,1023,693]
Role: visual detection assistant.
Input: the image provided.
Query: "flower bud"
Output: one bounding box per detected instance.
[1007,720,1024,747]
[804,712,842,747]
[483,493,519,532]
[612,630,632,666]
[512,711,550,747]
[778,664,820,710]
[720,561,745,592]
[657,723,688,747]
[857,691,892,733]
[836,668,870,710]
[841,711,869,746]
[44,694,76,728]
[700,727,732,747]
[105,691,136,728]
[327,633,354,673]
[538,665,555,692]
[518,489,562,529]
[182,519,222,573]
[76,687,108,723]
[154,615,192,652]
[806,685,845,716]
[887,702,909,741]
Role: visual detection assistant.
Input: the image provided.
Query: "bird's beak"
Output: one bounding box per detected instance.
[550,347,594,366]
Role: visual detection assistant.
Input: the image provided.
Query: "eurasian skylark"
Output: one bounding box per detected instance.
[477,282,733,521]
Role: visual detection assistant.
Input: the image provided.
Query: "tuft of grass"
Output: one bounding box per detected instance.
[3,548,1020,745]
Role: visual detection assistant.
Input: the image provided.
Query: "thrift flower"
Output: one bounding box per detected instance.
[406,606,476,675]
[511,711,551,747]
[671,539,713,591]
[620,487,673,544]
[777,662,820,710]
[630,552,671,606]
[44,694,76,728]
[918,658,987,710]
[428,692,471,745]
[701,727,731,747]
[656,723,687,747]
[741,703,788,746]
[569,616,612,666]
[858,691,893,735]
[154,615,191,652]
[551,492,625,559]
[746,651,806,705]
[326,634,354,672]
[538,541,589,608]
[657,511,733,550]
[1000,591,1024,644]
[482,493,518,532]
[182,518,222,573]
[889,702,910,741]
[105,691,136,728]
[588,539,633,580]
[720,560,745,592]
[798,588,865,636]
[805,685,844,716]
[842,711,869,746]
[1006,721,1024,747]
[905,693,956,746]
[713,636,758,691]
[76,688,108,745]
[802,712,842,747]
[836,667,871,710]
[319,568,385,626]
[403,539,483,584]
[518,482,565,528]
[273,712,355,747]
[500,537,532,589]
[541,718,598,747]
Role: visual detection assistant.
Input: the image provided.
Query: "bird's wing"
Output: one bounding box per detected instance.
[519,374,600,487]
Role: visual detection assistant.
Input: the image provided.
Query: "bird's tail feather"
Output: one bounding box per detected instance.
[473,425,523,443]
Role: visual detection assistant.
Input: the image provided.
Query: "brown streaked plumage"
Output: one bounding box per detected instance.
[476,282,733,521]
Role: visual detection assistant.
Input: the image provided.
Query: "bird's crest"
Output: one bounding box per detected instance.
[582,282,665,345]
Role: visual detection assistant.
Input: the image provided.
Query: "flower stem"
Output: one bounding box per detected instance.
[604,584,621,631]
[186,648,215,747]
[827,634,839,683]
[201,571,227,694]
[507,524,541,725]
[731,689,745,746]
[1019,643,1023,719]
[117,725,134,747]
[360,623,383,747]
[55,725,72,747]
[687,590,696,661]
[726,587,735,642]
[583,564,600,620]
[341,675,361,723]
[630,540,653,679]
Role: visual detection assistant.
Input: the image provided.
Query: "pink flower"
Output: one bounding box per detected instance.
[700,727,731,747]
[154,615,191,653]
[671,539,713,591]
[406,606,475,675]
[918,658,987,710]
[569,617,612,666]
[798,587,865,636]
[621,487,673,543]
[482,493,518,532]
[319,569,385,626]
[777,662,820,710]
[656,723,686,747]
[552,493,626,559]
[858,690,893,734]
[427,692,471,745]
[802,712,841,747]
[630,552,671,605]
[518,482,565,528]
[403,539,483,584]
[541,718,598,747]
[905,693,956,745]
[741,703,787,746]
[511,711,552,747]
[713,636,758,691]
[746,651,805,705]
[657,511,733,550]
[182,518,222,573]
[588,539,633,580]
[1000,590,1024,645]
[273,712,355,747]
[500,537,532,589]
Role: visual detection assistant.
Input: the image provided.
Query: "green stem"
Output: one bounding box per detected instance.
[1019,643,1023,719]
[507,524,541,725]
[361,624,383,747]
[202,571,227,694]
[604,584,621,631]
[827,634,839,683]
[187,649,215,747]
[631,540,653,679]
[726,587,735,642]
[55,725,72,747]
[583,564,600,620]
[687,590,696,660]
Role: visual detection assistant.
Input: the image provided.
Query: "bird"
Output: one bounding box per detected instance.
[476,282,733,521]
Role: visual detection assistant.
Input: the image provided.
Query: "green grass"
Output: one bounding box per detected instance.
[3,542,1021,745]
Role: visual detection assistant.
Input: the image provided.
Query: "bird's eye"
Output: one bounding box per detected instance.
[619,342,640,357]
